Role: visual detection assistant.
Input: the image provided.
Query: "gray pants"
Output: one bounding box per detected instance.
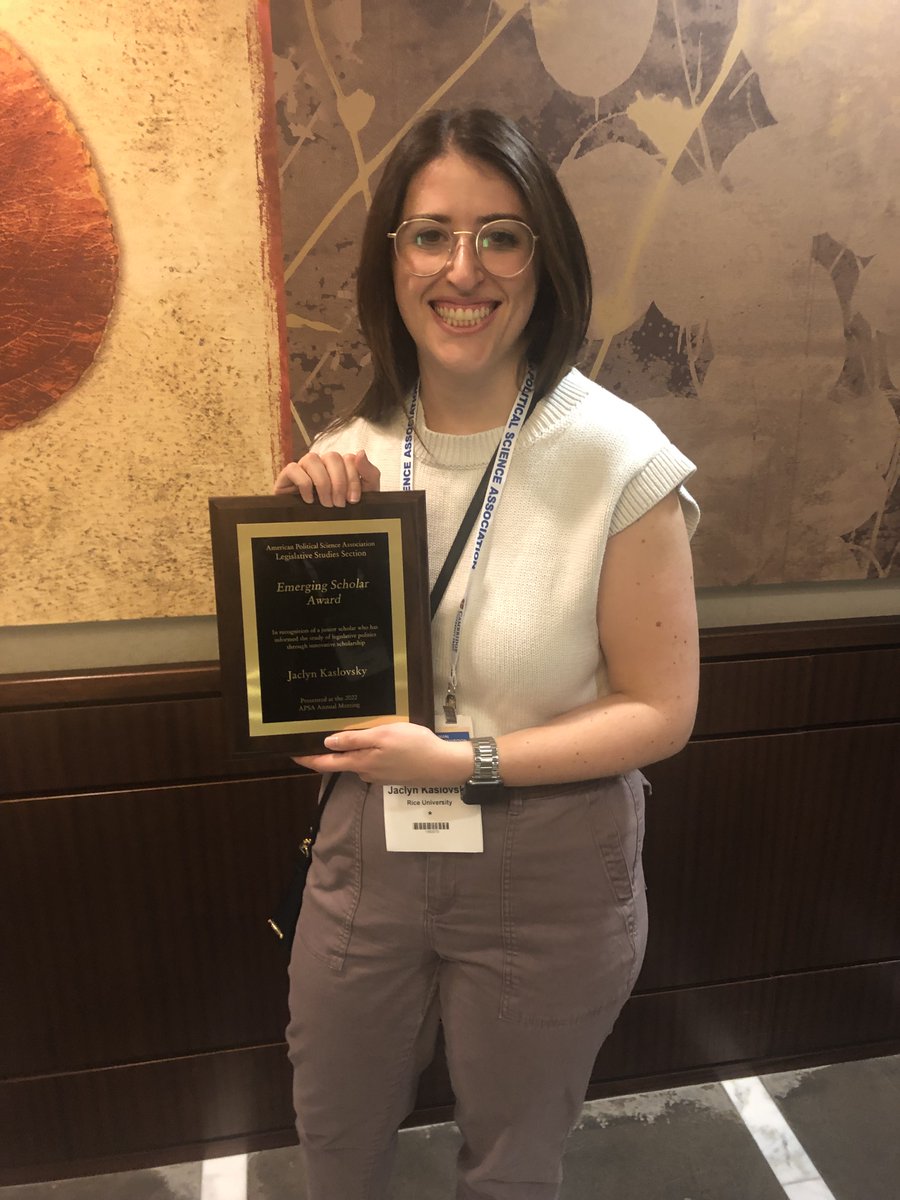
[286,772,648,1199]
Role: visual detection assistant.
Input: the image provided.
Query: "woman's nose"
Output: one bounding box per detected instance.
[444,232,484,287]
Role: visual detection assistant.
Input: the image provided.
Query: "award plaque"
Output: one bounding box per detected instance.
[208,492,433,755]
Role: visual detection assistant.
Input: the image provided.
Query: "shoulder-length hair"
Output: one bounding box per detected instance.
[344,108,591,427]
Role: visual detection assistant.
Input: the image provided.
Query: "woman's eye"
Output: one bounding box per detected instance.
[482,229,519,250]
[414,228,450,249]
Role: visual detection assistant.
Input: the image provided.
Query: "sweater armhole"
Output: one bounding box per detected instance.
[610,444,700,540]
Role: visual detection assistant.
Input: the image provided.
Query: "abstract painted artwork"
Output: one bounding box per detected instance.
[272,0,900,586]
[0,3,285,626]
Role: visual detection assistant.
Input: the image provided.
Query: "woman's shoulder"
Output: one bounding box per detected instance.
[535,368,699,529]
[535,368,678,458]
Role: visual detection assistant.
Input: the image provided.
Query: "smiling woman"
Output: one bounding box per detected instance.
[387,151,538,425]
[274,107,700,1200]
[349,108,592,431]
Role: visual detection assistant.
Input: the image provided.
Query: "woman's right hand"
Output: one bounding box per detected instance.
[274,449,381,506]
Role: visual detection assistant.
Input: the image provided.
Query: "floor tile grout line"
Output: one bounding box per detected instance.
[200,1153,249,1200]
[721,1076,837,1198]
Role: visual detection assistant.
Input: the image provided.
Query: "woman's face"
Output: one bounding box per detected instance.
[392,150,537,389]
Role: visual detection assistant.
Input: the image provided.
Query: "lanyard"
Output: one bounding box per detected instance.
[402,366,537,721]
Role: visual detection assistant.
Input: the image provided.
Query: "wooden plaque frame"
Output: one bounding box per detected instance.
[208,491,433,755]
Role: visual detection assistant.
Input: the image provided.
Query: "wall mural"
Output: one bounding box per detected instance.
[0,35,118,432]
[271,0,900,587]
[0,3,285,627]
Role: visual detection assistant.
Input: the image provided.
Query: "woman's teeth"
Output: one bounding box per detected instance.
[433,303,495,327]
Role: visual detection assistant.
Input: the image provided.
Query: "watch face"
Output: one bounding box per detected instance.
[462,780,506,805]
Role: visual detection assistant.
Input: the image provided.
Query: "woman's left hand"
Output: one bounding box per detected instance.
[293,722,472,787]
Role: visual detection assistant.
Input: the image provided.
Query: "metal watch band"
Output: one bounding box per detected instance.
[468,736,501,784]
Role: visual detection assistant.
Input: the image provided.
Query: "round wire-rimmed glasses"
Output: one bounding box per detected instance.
[388,218,538,278]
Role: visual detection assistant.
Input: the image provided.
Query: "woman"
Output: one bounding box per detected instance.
[275,108,699,1200]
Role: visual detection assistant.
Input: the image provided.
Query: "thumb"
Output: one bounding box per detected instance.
[354,450,381,491]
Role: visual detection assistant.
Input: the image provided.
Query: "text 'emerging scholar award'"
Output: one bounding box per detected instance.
[209,493,432,755]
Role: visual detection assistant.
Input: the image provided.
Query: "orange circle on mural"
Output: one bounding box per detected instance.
[0,34,118,431]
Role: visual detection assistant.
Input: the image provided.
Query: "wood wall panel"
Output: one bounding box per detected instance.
[640,722,900,985]
[0,1044,294,1185]
[0,696,295,795]
[693,647,900,737]
[594,962,900,1092]
[0,617,898,1183]
[697,618,897,656]
[0,778,313,1077]
[807,647,900,725]
[3,964,898,1184]
[0,663,219,707]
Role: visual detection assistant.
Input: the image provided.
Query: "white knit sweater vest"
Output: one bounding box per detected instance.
[315,368,698,738]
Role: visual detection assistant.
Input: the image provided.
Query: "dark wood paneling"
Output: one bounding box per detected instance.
[697,616,899,658]
[694,647,900,737]
[0,663,220,708]
[0,777,315,1078]
[0,1043,294,1183]
[640,722,900,986]
[0,697,295,795]
[597,962,900,1090]
[3,961,897,1184]
[1,615,898,1184]
[807,646,900,725]
[694,654,816,737]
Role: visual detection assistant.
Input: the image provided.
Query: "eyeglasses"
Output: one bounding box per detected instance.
[388,218,538,278]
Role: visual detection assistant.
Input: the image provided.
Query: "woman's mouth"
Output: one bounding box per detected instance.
[430,301,498,329]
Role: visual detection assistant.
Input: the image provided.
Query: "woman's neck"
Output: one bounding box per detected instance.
[417,357,527,434]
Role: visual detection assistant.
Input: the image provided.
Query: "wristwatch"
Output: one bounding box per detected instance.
[462,736,505,805]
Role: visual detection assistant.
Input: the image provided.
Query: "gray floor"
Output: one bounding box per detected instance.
[248,1082,791,1199]
[0,1164,201,1200]
[763,1057,900,1200]
[3,1055,898,1199]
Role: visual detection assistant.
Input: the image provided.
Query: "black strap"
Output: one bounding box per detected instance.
[306,768,341,842]
[429,456,494,618]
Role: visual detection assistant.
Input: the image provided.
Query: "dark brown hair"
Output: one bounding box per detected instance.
[346,108,591,426]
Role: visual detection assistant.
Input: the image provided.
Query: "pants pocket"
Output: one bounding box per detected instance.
[499,776,647,1027]
[590,768,647,913]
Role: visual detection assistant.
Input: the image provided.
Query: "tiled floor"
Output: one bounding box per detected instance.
[3,1055,898,1199]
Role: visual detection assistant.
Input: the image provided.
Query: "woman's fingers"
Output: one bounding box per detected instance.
[273,460,312,497]
[292,751,357,774]
[338,450,382,503]
[315,452,352,506]
[273,450,379,506]
[342,453,362,503]
[355,450,381,493]
[292,723,471,787]
[273,453,330,502]
[292,730,378,775]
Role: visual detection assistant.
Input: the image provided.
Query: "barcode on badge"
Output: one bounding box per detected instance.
[412,821,450,831]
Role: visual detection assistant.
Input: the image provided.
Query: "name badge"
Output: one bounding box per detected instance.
[383,716,484,853]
